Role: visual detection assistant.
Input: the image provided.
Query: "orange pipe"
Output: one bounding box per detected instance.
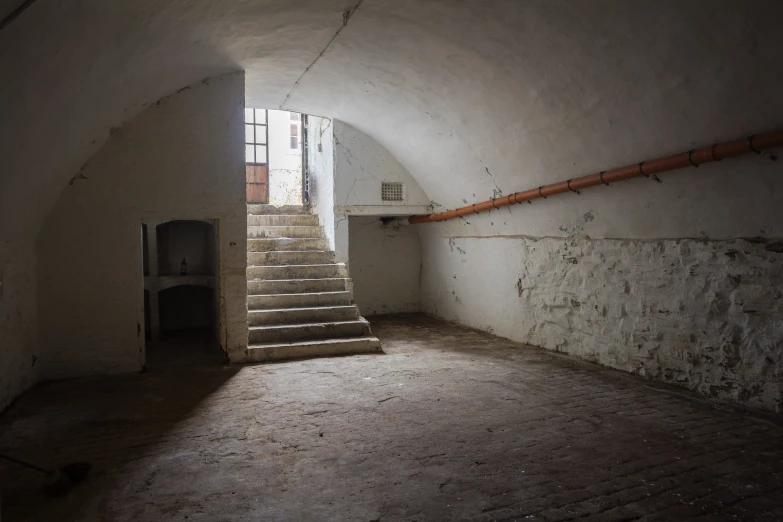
[408,130,783,224]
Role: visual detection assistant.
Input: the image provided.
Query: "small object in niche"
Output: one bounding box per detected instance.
[181,258,187,276]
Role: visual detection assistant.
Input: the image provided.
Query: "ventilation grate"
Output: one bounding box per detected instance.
[381,182,404,201]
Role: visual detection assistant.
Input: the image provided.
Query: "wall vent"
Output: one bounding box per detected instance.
[381,182,404,201]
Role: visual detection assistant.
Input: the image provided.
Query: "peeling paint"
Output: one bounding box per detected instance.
[422,234,783,413]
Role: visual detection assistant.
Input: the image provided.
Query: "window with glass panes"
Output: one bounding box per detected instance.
[245,109,268,164]
[290,112,300,149]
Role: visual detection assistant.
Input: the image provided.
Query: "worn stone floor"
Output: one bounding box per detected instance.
[0,314,781,521]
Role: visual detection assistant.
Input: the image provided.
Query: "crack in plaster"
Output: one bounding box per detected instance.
[279,0,366,110]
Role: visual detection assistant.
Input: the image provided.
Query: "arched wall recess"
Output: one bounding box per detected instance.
[35,73,246,382]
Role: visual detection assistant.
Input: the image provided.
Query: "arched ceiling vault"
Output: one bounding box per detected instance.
[2,0,782,240]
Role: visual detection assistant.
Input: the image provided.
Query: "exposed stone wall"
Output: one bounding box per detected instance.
[421,231,783,412]
[0,241,38,412]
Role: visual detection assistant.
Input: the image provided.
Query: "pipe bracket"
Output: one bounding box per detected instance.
[599,171,610,186]
[638,161,649,178]
[687,150,699,168]
[748,135,761,154]
[567,179,580,194]
[710,144,721,162]
[538,186,547,199]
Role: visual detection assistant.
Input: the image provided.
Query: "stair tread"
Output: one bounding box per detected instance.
[248,336,380,349]
[245,211,375,360]
[249,319,368,331]
[247,290,350,298]
[251,277,350,283]
[248,262,344,267]
[247,239,326,244]
[247,204,308,213]
[250,250,332,254]
[248,305,357,314]
[247,214,313,217]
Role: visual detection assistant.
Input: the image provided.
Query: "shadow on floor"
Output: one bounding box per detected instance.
[145,328,227,372]
[0,331,237,521]
[1,314,781,521]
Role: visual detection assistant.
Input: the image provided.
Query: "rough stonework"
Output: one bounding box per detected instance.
[422,235,783,412]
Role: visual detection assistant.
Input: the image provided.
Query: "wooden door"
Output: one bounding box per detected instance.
[246,164,268,204]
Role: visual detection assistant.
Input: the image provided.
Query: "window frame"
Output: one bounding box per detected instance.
[290,122,299,150]
[245,109,269,165]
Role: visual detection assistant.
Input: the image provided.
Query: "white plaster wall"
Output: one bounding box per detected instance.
[334,120,430,209]
[307,117,338,253]
[285,1,783,240]
[37,73,247,380]
[7,1,782,244]
[349,217,421,315]
[417,147,783,413]
[1,0,782,413]
[0,241,38,411]
[329,122,428,310]
[421,229,783,412]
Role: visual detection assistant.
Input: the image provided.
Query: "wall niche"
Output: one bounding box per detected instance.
[142,219,219,342]
[156,220,216,276]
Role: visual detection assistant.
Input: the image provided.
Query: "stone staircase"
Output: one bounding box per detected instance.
[246,205,382,361]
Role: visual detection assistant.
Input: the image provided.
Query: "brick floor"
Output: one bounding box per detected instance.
[0,314,781,521]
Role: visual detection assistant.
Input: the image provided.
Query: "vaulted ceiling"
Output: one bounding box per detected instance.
[2,0,782,240]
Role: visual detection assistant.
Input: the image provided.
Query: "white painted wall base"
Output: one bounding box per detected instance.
[421,228,783,413]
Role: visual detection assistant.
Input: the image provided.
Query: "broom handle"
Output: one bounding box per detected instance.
[0,452,51,474]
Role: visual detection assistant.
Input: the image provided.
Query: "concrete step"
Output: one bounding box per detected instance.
[247,250,335,266]
[247,291,352,310]
[248,319,371,344]
[247,225,323,239]
[247,264,347,281]
[248,305,359,326]
[248,237,329,252]
[247,214,319,227]
[247,204,308,216]
[247,278,349,295]
[246,336,382,362]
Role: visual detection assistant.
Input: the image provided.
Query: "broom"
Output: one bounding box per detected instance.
[0,452,91,497]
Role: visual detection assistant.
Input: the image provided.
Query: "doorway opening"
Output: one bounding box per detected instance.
[245,108,307,207]
[141,219,224,369]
